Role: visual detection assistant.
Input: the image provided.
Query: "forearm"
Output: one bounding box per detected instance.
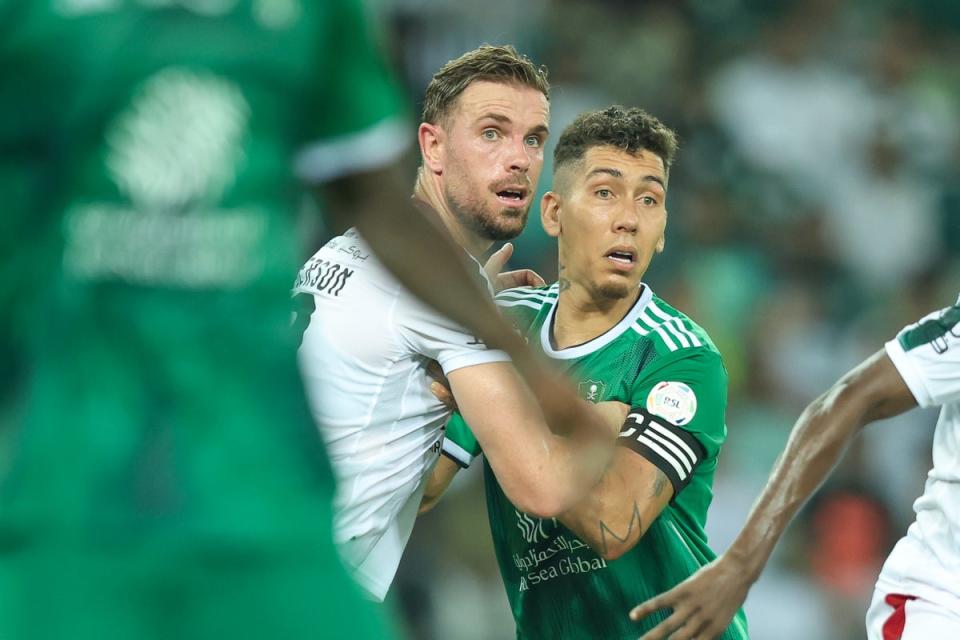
[455,368,621,518]
[558,459,644,559]
[726,387,863,577]
[523,394,626,515]
[484,400,617,518]
[726,350,916,579]
[558,452,669,560]
[419,456,459,515]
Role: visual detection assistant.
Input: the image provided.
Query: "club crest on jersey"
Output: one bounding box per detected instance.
[646,381,697,426]
[578,380,606,403]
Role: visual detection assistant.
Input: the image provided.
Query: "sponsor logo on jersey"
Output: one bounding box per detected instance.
[107,67,249,211]
[515,510,553,544]
[64,67,265,287]
[646,381,697,426]
[578,379,606,403]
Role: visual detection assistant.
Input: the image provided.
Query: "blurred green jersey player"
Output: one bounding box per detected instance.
[0,2,415,638]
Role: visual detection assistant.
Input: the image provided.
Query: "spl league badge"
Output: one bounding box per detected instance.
[647,381,698,425]
[578,379,606,403]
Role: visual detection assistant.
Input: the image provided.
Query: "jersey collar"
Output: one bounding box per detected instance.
[540,284,654,360]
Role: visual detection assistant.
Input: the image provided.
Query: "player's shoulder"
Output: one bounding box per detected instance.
[292,228,390,296]
[494,283,558,307]
[631,292,721,361]
[494,284,557,332]
[894,299,960,355]
[494,283,558,315]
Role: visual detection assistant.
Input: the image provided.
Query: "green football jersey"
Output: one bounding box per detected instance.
[444,284,749,639]
[0,2,406,638]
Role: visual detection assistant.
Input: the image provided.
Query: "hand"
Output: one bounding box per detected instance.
[629,554,752,640]
[426,360,457,411]
[484,242,546,293]
[594,400,630,437]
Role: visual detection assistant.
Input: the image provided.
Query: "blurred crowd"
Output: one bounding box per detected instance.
[372,1,960,638]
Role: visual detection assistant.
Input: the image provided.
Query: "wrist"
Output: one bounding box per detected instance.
[725,538,770,584]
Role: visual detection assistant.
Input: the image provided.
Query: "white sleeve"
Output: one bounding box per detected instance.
[884,302,960,408]
[396,296,510,374]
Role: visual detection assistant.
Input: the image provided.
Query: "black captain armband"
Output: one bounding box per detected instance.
[617,408,706,496]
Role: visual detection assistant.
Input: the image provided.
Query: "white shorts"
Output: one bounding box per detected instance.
[866,587,960,639]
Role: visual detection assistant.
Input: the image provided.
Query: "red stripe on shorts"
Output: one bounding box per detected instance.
[882,594,918,640]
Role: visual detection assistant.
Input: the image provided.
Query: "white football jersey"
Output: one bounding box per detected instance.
[878,298,960,611]
[294,228,508,600]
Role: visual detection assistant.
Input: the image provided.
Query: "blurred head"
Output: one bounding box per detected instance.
[541,106,678,301]
[419,45,550,243]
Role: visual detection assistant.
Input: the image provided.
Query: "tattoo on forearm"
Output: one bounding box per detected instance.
[598,501,643,557]
[651,469,667,498]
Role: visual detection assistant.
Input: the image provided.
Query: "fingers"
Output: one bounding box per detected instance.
[483,242,514,281]
[496,269,546,292]
[426,359,446,382]
[516,269,546,288]
[630,595,664,622]
[430,381,456,410]
[635,610,692,640]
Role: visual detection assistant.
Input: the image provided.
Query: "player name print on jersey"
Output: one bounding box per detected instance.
[293,257,354,298]
[63,67,266,288]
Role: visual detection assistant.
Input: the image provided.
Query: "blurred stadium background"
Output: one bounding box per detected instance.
[366,1,960,638]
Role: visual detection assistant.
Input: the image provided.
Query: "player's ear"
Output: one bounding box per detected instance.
[418,122,444,174]
[541,191,561,238]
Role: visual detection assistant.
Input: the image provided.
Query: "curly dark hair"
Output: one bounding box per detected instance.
[421,45,550,125]
[553,106,678,179]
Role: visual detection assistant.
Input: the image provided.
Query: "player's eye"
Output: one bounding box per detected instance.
[524,135,541,148]
[639,195,658,206]
[482,129,499,141]
[596,188,612,199]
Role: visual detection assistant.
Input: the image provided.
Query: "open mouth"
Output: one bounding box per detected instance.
[605,248,637,269]
[496,187,528,205]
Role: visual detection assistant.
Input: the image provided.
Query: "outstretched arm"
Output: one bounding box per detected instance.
[630,349,917,640]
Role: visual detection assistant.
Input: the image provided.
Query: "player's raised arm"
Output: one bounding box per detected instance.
[630,348,916,640]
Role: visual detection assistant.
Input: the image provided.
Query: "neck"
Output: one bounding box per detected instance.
[552,277,642,350]
[413,169,492,258]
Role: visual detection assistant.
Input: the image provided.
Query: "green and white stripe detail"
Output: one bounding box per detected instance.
[496,285,559,311]
[898,304,960,353]
[539,285,655,360]
[632,299,705,353]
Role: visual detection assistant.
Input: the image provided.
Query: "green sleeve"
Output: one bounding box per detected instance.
[441,412,482,468]
[311,0,409,141]
[629,348,728,463]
